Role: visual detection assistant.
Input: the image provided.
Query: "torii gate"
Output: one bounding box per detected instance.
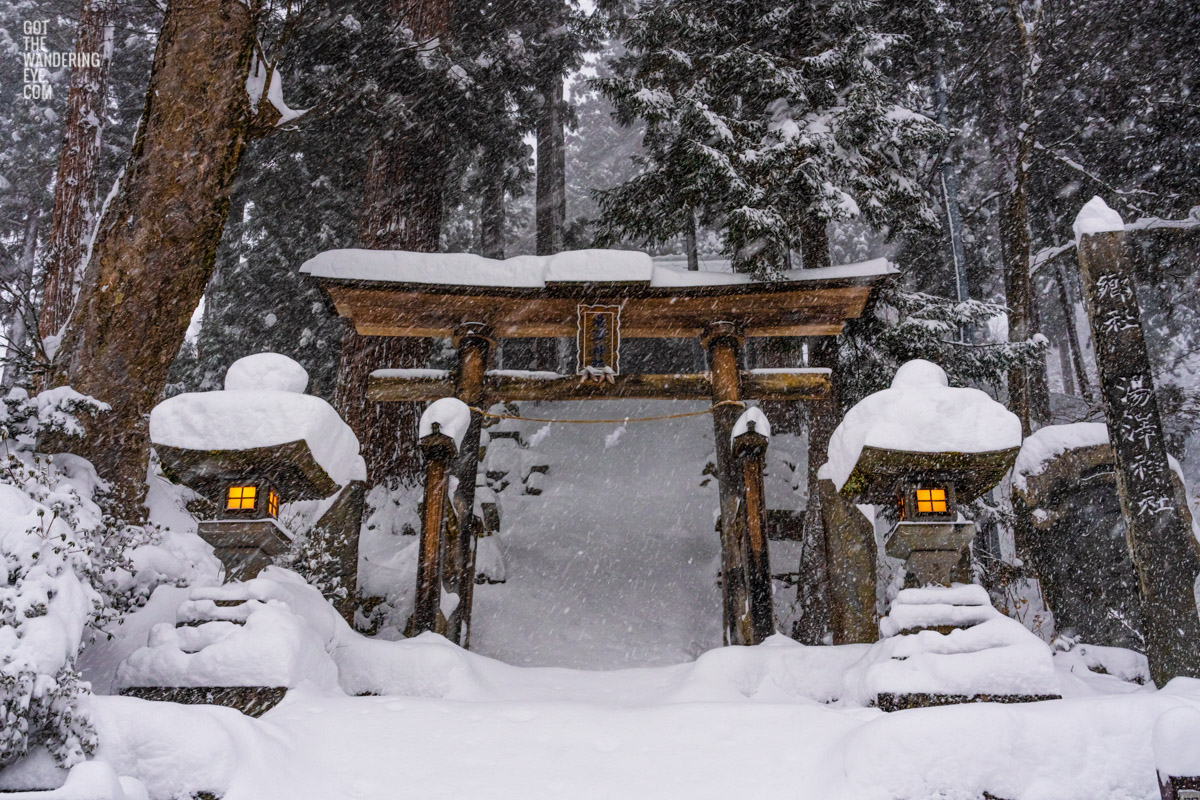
[303,249,894,648]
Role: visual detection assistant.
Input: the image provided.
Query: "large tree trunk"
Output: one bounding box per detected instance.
[1002,0,1050,435]
[38,0,115,345]
[46,0,261,515]
[334,0,450,486]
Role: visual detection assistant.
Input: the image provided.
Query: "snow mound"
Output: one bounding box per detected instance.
[0,761,149,799]
[1073,196,1125,244]
[419,397,472,449]
[1154,706,1200,777]
[825,360,1022,491]
[731,407,771,443]
[116,569,348,691]
[223,353,309,393]
[1012,422,1110,492]
[843,584,1060,704]
[149,388,365,487]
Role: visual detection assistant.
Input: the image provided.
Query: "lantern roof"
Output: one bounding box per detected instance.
[826,360,1022,503]
[150,354,365,500]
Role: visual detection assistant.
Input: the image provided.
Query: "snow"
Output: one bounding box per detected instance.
[369,368,450,381]
[223,353,309,393]
[0,760,147,799]
[418,397,472,449]
[731,406,771,443]
[825,360,1023,491]
[1073,195,1125,243]
[116,569,341,691]
[1012,422,1110,492]
[149,381,366,488]
[1154,706,1200,777]
[72,623,1200,799]
[844,584,1062,703]
[300,249,650,287]
[58,395,1200,798]
[301,248,895,289]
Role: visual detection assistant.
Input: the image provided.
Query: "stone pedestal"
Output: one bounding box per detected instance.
[885,520,975,587]
[198,519,293,582]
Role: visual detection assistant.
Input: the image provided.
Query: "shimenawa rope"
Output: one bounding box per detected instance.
[467,399,746,425]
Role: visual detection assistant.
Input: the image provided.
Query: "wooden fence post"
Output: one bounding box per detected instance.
[703,322,751,645]
[412,424,458,636]
[733,413,775,644]
[1075,197,1200,685]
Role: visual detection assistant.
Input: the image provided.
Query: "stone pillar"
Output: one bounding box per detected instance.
[733,419,775,644]
[703,322,750,645]
[446,322,492,646]
[411,426,457,636]
[1076,205,1200,684]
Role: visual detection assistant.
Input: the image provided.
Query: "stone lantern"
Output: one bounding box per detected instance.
[828,359,1022,587]
[150,353,365,583]
[830,361,1059,710]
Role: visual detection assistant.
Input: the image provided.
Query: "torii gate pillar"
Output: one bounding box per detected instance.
[446,322,494,646]
[703,322,752,645]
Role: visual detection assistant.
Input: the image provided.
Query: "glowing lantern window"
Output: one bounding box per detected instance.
[227,485,257,510]
[267,488,279,518]
[916,487,948,514]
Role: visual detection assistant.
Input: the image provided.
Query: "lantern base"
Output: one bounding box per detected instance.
[198,519,293,582]
[120,686,286,717]
[885,521,975,587]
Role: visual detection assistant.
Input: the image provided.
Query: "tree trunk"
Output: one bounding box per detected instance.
[1053,257,1095,403]
[685,208,699,271]
[795,334,838,644]
[535,74,565,256]
[46,0,261,515]
[334,0,450,486]
[480,146,505,259]
[798,212,829,270]
[1076,223,1200,685]
[1,209,39,391]
[38,0,115,344]
[1003,0,1050,435]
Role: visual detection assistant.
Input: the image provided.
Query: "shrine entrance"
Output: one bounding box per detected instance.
[304,249,892,649]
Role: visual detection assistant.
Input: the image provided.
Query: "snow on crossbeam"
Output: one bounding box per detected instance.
[301,248,895,289]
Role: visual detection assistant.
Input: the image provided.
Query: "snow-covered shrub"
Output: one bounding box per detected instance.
[0,388,165,768]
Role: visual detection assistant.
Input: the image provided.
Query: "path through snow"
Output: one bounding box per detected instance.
[471,399,725,669]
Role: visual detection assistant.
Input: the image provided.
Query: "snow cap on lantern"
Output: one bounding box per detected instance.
[826,360,1022,587]
[826,359,1022,509]
[149,353,365,580]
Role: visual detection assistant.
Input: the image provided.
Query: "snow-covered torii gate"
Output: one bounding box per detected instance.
[303,249,894,648]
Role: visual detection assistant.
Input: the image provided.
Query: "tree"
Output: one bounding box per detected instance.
[596,0,942,277]
[37,0,116,345]
[45,0,294,513]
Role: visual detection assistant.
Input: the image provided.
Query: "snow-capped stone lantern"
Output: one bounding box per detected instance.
[831,361,1060,711]
[149,353,366,583]
[826,359,1022,587]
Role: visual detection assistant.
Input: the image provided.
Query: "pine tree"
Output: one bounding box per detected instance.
[595,0,942,277]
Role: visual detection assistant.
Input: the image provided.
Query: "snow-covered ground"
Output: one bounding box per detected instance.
[471,399,724,668]
[40,397,1200,799]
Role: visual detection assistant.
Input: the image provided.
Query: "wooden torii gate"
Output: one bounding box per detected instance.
[304,249,893,648]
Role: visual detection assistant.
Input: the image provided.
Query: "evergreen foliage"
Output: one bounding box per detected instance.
[594,0,942,276]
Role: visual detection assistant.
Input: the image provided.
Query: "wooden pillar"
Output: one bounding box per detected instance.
[411,426,457,636]
[733,420,775,644]
[703,322,750,645]
[1076,210,1200,685]
[446,322,492,646]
